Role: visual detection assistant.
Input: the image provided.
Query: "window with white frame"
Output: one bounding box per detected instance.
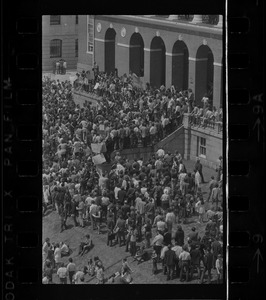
[199,137,206,158]
[87,15,94,52]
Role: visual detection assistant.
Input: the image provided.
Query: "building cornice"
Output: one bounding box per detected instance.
[95,15,223,40]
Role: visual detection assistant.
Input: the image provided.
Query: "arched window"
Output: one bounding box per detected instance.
[50,39,62,58]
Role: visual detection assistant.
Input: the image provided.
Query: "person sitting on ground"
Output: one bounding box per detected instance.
[78,234,93,256]
[133,243,149,264]
[120,258,133,284]
[60,241,70,257]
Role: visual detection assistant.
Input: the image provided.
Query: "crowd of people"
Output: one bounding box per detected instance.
[42,68,224,284]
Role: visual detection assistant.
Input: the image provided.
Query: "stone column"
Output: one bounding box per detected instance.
[167,15,178,20]
[183,113,191,160]
[216,15,223,28]
[191,15,202,23]
[213,62,223,109]
[165,53,172,89]
[143,48,151,88]
[188,57,196,97]
[94,39,105,73]
[116,43,130,76]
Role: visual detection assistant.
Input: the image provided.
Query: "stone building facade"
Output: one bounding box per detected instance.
[77,15,223,109]
[42,15,79,71]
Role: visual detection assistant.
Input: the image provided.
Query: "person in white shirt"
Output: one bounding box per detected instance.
[157,148,165,158]
[172,241,183,276]
[165,208,176,233]
[42,238,50,267]
[215,254,223,283]
[89,200,98,230]
[73,270,85,284]
[57,263,68,284]
[54,243,62,270]
[194,170,201,194]
[60,241,69,256]
[151,231,164,262]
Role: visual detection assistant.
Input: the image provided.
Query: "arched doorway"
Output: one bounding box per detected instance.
[150,36,166,88]
[129,33,144,77]
[172,41,189,91]
[195,45,214,105]
[104,28,116,74]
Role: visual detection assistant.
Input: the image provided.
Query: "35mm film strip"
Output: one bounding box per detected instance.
[1,0,265,299]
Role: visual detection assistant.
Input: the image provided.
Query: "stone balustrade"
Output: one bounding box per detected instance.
[148,15,223,27]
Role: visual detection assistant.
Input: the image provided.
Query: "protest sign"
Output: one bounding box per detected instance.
[91,143,102,154]
[99,124,105,131]
[132,73,143,90]
[84,147,91,156]
[92,153,106,165]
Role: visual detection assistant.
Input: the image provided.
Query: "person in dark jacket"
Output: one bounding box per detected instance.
[163,230,172,246]
[187,227,199,242]
[106,212,115,246]
[114,215,126,246]
[190,244,202,281]
[194,158,205,183]
[60,208,67,233]
[164,244,176,280]
[117,186,127,205]
[200,248,213,284]
[70,199,78,227]
[211,238,222,268]
[175,225,185,246]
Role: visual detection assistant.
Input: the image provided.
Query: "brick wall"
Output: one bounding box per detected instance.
[42,15,78,71]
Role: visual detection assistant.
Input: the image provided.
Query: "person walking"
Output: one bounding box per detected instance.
[151,230,164,262]
[165,208,175,234]
[179,246,191,282]
[190,244,201,282]
[171,241,182,278]
[66,257,76,284]
[164,244,176,281]
[174,225,185,246]
[200,248,213,284]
